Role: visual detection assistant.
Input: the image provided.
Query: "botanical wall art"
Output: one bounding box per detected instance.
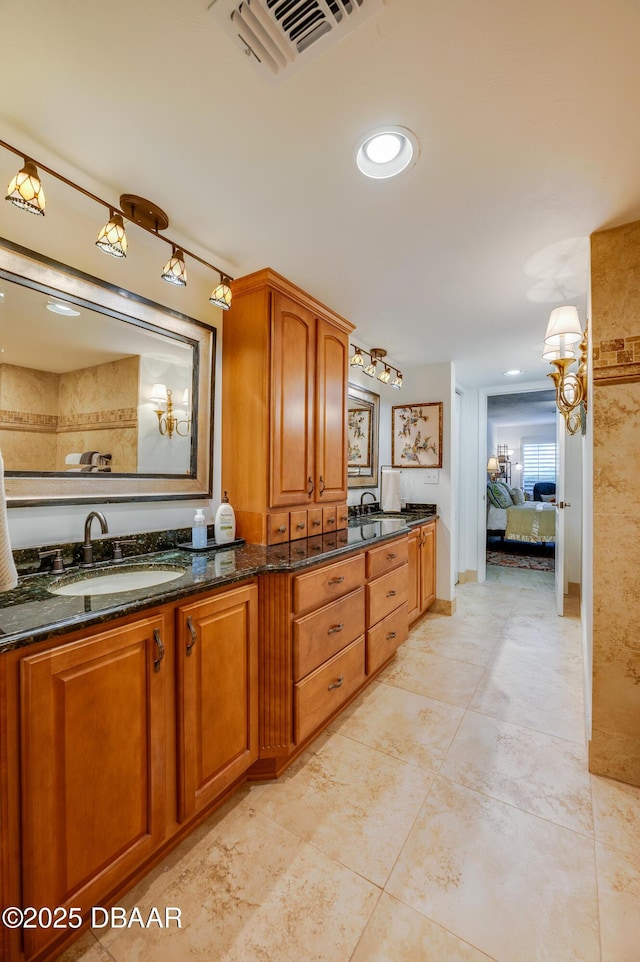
[348,405,372,468]
[392,401,443,468]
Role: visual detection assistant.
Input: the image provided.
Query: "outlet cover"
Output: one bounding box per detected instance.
[423,470,439,484]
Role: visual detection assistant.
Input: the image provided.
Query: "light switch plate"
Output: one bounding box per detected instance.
[423,470,439,484]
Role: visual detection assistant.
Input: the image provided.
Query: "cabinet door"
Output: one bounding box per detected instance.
[176,583,258,822]
[407,529,421,624]
[420,523,436,612]
[270,292,315,507]
[20,615,168,958]
[315,315,349,502]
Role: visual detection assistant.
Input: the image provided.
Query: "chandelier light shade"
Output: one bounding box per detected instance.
[161,247,187,286]
[363,359,377,377]
[391,372,403,389]
[209,275,232,310]
[350,347,364,367]
[96,212,127,258]
[5,160,46,215]
[349,344,402,389]
[543,306,589,435]
[0,138,233,308]
[378,365,391,383]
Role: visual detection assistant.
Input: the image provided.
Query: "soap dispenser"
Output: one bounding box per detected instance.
[191,508,207,549]
[214,492,236,545]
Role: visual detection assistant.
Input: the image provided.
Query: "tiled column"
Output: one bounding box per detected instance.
[590,219,640,786]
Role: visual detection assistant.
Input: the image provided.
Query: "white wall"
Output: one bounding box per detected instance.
[137,356,191,474]
[0,151,224,548]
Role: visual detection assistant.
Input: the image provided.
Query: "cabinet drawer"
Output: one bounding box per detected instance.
[366,602,408,675]
[308,507,324,534]
[290,510,308,540]
[322,505,337,533]
[293,553,365,614]
[294,636,365,745]
[336,505,349,530]
[366,536,408,580]
[268,512,290,545]
[366,563,409,626]
[293,588,365,681]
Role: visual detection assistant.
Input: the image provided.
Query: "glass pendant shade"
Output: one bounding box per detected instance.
[544,306,582,348]
[161,248,187,286]
[5,161,46,215]
[391,372,403,389]
[209,277,232,310]
[96,213,127,258]
[350,348,364,367]
[363,360,377,377]
[378,365,391,383]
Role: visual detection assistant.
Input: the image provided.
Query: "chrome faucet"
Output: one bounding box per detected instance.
[81,511,109,567]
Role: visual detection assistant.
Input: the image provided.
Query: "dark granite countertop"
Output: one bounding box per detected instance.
[0,510,436,654]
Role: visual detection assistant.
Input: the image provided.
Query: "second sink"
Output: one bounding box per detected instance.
[49,565,186,597]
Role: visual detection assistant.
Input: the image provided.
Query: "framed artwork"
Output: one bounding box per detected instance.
[347,384,380,486]
[392,402,443,469]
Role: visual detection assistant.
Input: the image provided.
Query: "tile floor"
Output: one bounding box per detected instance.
[57,574,640,962]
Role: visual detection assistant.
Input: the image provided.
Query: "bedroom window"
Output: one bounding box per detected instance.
[522,441,556,496]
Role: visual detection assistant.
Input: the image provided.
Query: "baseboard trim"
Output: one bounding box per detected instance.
[431,598,456,616]
[458,570,478,584]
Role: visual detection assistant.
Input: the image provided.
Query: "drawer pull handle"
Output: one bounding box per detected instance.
[308,476,315,496]
[341,514,348,521]
[296,522,305,530]
[387,553,397,560]
[313,519,322,527]
[386,631,397,640]
[386,589,397,598]
[277,525,287,533]
[328,675,344,691]
[186,616,197,656]
[153,628,165,672]
[329,575,344,585]
[328,623,344,634]
[327,517,336,525]
[319,475,326,495]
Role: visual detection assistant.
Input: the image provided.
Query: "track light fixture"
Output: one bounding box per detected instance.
[350,345,402,389]
[2,139,232,309]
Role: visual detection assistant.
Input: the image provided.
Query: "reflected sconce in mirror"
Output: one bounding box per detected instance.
[150,383,191,439]
[1,139,232,310]
[543,305,588,435]
[350,345,402,389]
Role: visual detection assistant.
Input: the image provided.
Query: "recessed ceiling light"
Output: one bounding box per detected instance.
[46,300,81,316]
[356,125,418,179]
[503,369,525,376]
[0,291,5,300]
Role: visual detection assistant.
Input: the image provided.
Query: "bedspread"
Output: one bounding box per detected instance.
[487,502,556,543]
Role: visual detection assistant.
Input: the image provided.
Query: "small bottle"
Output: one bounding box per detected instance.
[214,492,236,545]
[192,508,207,549]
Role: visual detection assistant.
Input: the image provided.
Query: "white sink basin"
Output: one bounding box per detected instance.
[49,565,185,597]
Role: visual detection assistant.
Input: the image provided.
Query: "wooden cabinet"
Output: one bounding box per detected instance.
[408,520,437,624]
[19,614,169,959]
[222,269,353,544]
[176,583,258,822]
[2,580,258,962]
[365,537,409,675]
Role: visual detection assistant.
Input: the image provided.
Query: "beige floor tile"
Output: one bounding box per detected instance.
[350,892,496,962]
[386,777,600,962]
[329,680,464,772]
[103,810,379,962]
[470,645,585,743]
[405,622,500,667]
[592,774,640,858]
[249,732,433,886]
[485,565,555,590]
[596,841,640,962]
[441,710,593,836]
[378,646,484,708]
[54,932,113,962]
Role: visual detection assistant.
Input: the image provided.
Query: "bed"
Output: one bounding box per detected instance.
[486,482,556,544]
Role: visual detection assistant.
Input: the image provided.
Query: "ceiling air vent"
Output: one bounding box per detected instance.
[208,0,383,85]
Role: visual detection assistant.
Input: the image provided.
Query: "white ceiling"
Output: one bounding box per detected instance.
[1,0,639,390]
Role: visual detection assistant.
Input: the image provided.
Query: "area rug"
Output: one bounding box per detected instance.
[486,550,555,571]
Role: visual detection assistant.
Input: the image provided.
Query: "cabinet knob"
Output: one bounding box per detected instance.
[328,675,344,691]
[313,519,322,527]
[277,525,287,533]
[296,522,305,530]
[327,517,335,525]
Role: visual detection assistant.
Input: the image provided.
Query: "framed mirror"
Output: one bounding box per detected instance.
[347,383,380,488]
[0,239,215,506]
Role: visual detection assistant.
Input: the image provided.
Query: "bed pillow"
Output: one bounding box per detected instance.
[487,480,513,509]
[510,486,525,505]
[540,493,556,502]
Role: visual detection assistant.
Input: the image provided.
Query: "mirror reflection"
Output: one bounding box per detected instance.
[0,273,195,476]
[347,383,380,488]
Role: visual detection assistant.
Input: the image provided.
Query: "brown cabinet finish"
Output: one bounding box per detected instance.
[222,269,353,544]
[366,563,409,627]
[366,602,409,675]
[293,587,365,680]
[408,520,437,623]
[176,583,259,823]
[292,553,365,615]
[19,615,169,959]
[293,637,366,745]
[365,537,409,580]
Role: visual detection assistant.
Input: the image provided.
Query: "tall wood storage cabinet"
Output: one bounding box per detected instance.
[222,269,354,545]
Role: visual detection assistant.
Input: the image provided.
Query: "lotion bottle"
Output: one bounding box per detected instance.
[214,491,236,544]
[191,508,207,549]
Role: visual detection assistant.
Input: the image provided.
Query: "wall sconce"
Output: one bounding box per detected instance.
[543,305,588,435]
[1,139,232,310]
[487,456,501,480]
[150,383,191,439]
[349,344,403,389]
